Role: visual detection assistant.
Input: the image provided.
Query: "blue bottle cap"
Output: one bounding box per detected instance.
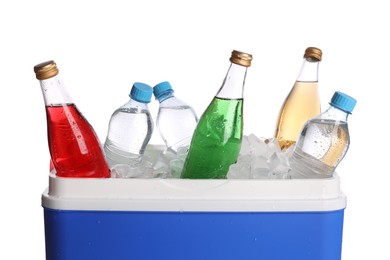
[129,82,153,103]
[330,91,357,114]
[153,81,174,100]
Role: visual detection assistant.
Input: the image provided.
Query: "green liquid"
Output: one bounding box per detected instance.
[180,97,243,179]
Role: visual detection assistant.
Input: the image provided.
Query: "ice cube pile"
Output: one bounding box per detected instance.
[227,134,293,179]
[110,145,188,179]
[110,133,295,179]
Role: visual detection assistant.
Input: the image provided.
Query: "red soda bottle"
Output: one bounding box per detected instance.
[34,60,110,178]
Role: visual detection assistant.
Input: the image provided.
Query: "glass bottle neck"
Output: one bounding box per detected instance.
[296,59,320,82]
[320,105,349,122]
[215,63,248,99]
[39,75,73,106]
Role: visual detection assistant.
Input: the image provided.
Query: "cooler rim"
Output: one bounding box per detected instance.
[42,174,346,212]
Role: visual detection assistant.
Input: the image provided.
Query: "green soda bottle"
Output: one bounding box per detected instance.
[180,50,252,179]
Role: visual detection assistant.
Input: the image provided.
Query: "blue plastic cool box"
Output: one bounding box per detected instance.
[42,169,346,260]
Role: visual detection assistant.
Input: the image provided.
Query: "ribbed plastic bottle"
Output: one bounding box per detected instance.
[34,60,110,178]
[180,50,252,179]
[103,83,154,167]
[289,91,357,178]
[274,47,322,150]
[153,81,198,152]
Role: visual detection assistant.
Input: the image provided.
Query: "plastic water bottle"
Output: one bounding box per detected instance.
[153,81,198,151]
[34,60,110,178]
[104,82,154,167]
[181,50,252,179]
[289,91,357,178]
[274,47,322,150]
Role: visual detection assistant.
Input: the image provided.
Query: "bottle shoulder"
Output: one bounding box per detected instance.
[111,99,151,116]
[313,106,349,122]
[159,96,191,108]
[120,98,150,108]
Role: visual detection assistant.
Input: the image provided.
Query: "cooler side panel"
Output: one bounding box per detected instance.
[44,208,344,260]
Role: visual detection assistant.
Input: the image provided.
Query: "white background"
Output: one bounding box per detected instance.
[0,0,387,259]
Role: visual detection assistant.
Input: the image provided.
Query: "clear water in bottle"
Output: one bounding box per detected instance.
[158,104,198,149]
[104,106,153,165]
[153,81,198,151]
[104,83,154,167]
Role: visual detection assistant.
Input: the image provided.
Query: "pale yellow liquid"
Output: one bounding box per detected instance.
[274,81,320,150]
[290,120,349,178]
[321,123,348,166]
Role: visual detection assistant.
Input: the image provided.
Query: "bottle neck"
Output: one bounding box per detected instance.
[296,59,320,82]
[321,105,349,122]
[215,63,248,99]
[157,91,175,103]
[39,75,73,106]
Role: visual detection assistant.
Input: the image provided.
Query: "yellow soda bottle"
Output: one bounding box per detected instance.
[274,47,322,150]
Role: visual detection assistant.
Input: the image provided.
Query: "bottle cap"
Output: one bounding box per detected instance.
[304,47,322,61]
[229,50,253,67]
[34,60,59,80]
[330,91,357,114]
[130,82,153,103]
[153,81,174,100]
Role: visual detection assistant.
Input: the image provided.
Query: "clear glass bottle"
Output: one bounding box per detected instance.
[103,82,154,168]
[274,47,322,150]
[153,81,198,152]
[34,60,110,178]
[289,91,357,178]
[180,50,252,179]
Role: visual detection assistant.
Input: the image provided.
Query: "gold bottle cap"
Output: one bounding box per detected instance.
[303,47,322,61]
[34,60,59,80]
[229,50,253,67]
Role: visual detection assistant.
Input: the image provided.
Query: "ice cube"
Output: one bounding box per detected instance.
[137,156,155,178]
[265,138,282,158]
[110,164,128,178]
[248,134,268,157]
[153,167,171,179]
[267,152,291,179]
[109,154,156,179]
[227,154,251,179]
[153,148,177,172]
[110,164,141,178]
[239,135,251,156]
[227,163,251,179]
[283,144,295,158]
[227,164,242,179]
[176,145,189,161]
[170,158,185,178]
[251,156,270,179]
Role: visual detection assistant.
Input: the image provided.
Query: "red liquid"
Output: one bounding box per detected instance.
[46,104,110,178]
